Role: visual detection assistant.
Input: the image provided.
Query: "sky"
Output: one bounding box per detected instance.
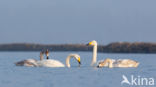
[0,0,156,45]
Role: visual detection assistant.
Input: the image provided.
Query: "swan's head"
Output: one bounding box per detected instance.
[69,54,81,65]
[97,61,109,68]
[87,40,97,46]
[74,54,81,65]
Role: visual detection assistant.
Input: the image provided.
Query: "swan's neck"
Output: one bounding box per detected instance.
[91,45,97,66]
[66,56,72,68]
[108,59,113,68]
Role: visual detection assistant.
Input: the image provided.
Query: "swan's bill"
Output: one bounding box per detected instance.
[77,57,81,65]
[87,40,97,46]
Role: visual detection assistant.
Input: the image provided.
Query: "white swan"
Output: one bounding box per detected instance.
[37,54,81,68]
[98,58,139,68]
[87,40,139,68]
[15,51,44,67]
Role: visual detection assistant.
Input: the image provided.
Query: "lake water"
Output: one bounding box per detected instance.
[0,52,156,87]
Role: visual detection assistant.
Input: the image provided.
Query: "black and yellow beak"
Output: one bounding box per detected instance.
[79,61,81,65]
[86,42,92,46]
[77,57,81,65]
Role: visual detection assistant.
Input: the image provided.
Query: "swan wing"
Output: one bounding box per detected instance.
[116,59,139,67]
[15,59,38,67]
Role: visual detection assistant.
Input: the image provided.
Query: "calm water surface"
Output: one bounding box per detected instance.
[0,52,156,87]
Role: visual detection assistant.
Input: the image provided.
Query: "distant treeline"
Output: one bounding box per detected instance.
[0,42,156,53]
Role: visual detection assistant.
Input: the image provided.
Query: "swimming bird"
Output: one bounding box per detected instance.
[37,54,81,68]
[15,51,44,67]
[40,51,44,60]
[97,58,139,68]
[45,49,49,59]
[87,40,139,68]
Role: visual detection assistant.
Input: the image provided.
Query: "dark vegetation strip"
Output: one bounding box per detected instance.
[0,42,156,53]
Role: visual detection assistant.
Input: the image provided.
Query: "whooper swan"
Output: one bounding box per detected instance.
[37,54,81,68]
[15,51,44,67]
[87,40,139,68]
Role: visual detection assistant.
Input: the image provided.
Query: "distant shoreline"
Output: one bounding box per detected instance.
[0,42,156,53]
